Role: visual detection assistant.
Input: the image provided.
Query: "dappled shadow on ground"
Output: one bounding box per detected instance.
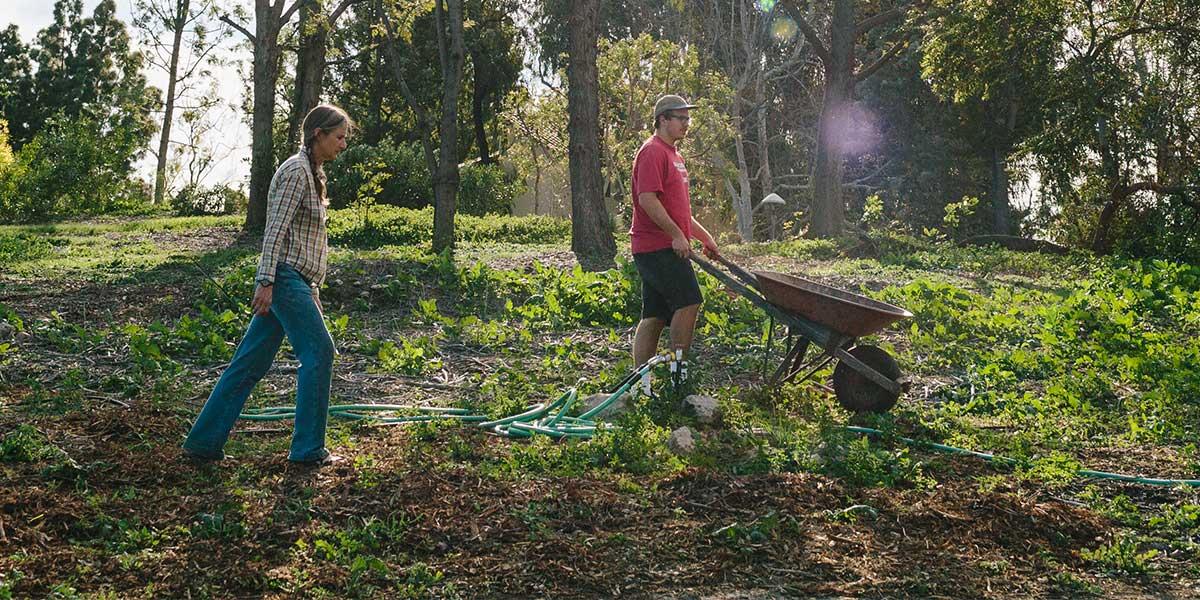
[0,226,258,328]
[4,224,1200,599]
[2,399,1182,599]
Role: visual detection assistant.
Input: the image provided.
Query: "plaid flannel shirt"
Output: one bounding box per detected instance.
[255,147,328,287]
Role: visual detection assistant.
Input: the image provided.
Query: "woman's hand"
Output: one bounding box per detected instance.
[251,284,273,316]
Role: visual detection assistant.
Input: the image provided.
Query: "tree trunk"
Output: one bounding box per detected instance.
[286,0,327,155]
[565,0,615,271]
[728,115,754,242]
[989,142,1011,235]
[808,0,855,238]
[244,0,299,231]
[153,0,189,206]
[470,47,492,164]
[431,0,465,253]
[366,45,383,145]
[756,78,776,239]
[1090,113,1121,254]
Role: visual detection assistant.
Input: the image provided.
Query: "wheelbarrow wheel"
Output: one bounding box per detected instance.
[832,345,902,413]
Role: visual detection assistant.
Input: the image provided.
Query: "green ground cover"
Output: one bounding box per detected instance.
[1,215,1198,598]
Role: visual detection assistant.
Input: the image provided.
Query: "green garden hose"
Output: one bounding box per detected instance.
[238,351,675,439]
[847,426,1200,488]
[237,353,1198,487]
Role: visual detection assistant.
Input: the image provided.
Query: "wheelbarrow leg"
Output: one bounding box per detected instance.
[768,335,810,387]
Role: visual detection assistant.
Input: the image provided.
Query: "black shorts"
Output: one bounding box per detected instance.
[633,248,703,322]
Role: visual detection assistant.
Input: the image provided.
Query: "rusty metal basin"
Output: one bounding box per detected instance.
[751,270,913,337]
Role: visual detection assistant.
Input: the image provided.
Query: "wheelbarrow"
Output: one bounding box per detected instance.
[691,254,913,413]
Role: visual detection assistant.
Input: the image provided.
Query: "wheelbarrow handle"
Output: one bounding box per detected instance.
[691,254,760,290]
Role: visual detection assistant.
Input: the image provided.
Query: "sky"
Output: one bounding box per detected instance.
[1,0,251,190]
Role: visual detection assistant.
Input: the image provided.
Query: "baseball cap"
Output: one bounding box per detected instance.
[654,94,699,119]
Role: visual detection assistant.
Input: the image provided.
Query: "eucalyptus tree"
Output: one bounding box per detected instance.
[283,0,361,157]
[221,0,304,230]
[381,0,465,253]
[921,0,1062,235]
[0,26,33,146]
[1032,0,1200,254]
[694,0,813,241]
[564,0,615,270]
[784,0,920,238]
[465,0,521,164]
[26,0,157,144]
[529,0,687,268]
[132,0,229,205]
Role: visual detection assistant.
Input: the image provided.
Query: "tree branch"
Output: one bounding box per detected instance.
[219,14,254,44]
[329,0,361,23]
[790,12,831,67]
[856,6,906,36]
[854,36,911,83]
[279,0,306,27]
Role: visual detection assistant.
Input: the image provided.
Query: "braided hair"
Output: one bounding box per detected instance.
[300,104,354,204]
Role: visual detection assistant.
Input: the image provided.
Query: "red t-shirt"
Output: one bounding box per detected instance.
[629,135,692,254]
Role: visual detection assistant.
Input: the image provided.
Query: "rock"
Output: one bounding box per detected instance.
[681,394,721,424]
[0,321,13,341]
[581,392,629,420]
[667,426,696,455]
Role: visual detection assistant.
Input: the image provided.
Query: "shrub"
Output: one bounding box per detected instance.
[326,205,570,248]
[458,162,522,216]
[324,139,430,209]
[0,113,149,223]
[171,184,246,216]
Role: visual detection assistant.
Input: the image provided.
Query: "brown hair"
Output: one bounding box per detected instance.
[301,104,354,202]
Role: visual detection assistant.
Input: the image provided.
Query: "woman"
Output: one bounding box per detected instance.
[183,104,352,465]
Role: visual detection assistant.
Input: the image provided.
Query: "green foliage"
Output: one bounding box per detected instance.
[153,304,242,363]
[373,336,442,376]
[1081,535,1158,575]
[0,114,150,223]
[457,162,521,216]
[192,504,247,541]
[170,184,246,216]
[0,424,58,462]
[942,195,980,238]
[817,431,932,489]
[861,194,885,229]
[501,32,736,217]
[0,569,23,600]
[0,232,55,265]
[325,139,430,210]
[711,510,796,554]
[877,256,1200,449]
[326,205,569,249]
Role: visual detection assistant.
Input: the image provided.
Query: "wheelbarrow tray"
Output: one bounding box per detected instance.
[751,270,913,337]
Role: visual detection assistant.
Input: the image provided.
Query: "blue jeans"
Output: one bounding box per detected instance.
[183,264,334,462]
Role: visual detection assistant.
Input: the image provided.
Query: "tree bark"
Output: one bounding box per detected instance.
[153,0,189,206]
[285,0,324,155]
[989,142,1011,235]
[755,77,776,239]
[807,0,854,238]
[793,0,909,239]
[470,47,492,164]
[565,0,615,271]
[431,0,465,253]
[728,114,754,241]
[285,0,356,154]
[234,0,303,231]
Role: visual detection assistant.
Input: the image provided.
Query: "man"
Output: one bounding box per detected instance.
[630,94,720,375]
